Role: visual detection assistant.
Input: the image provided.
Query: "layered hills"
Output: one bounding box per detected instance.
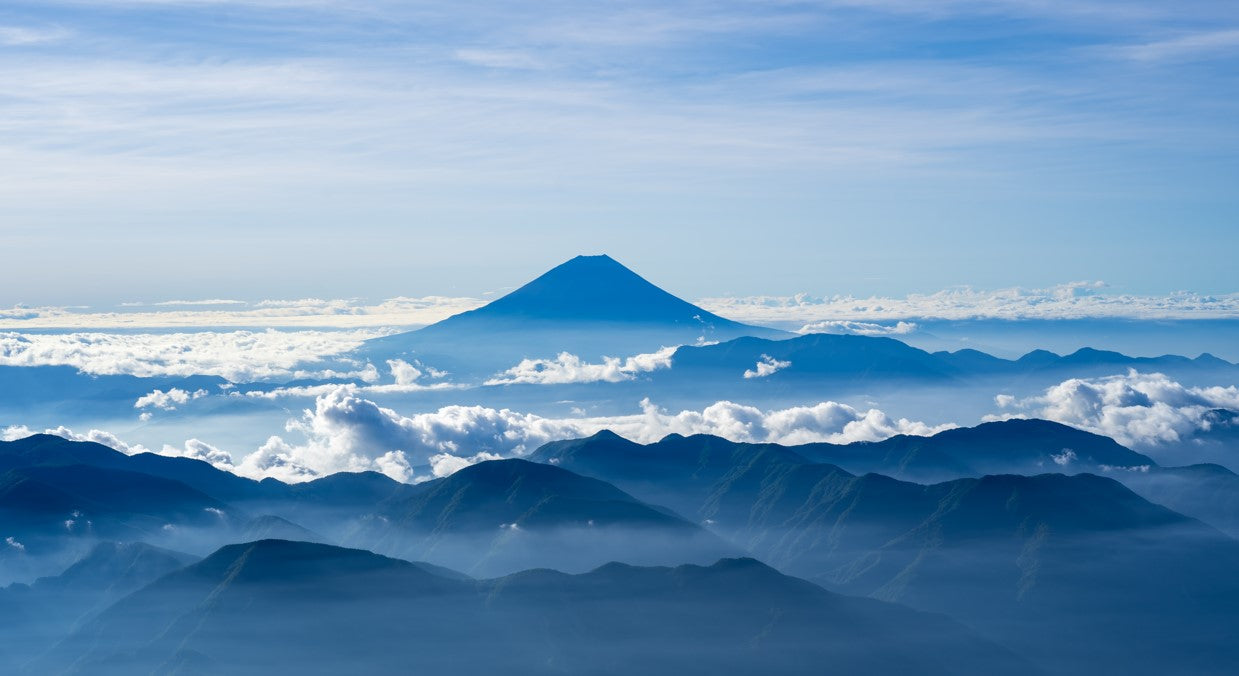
[35,539,1033,676]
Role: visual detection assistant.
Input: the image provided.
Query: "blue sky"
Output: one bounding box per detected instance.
[1,0,1237,304]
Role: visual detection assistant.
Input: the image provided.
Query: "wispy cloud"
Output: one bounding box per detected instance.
[1,0,1236,302]
[0,296,481,329]
[1107,29,1239,62]
[699,284,1239,324]
[0,25,71,46]
[150,299,247,307]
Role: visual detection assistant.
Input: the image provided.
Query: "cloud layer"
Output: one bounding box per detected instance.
[6,284,1239,333]
[4,390,954,484]
[992,370,1239,448]
[231,390,955,482]
[0,297,483,330]
[0,329,386,381]
[699,285,1239,325]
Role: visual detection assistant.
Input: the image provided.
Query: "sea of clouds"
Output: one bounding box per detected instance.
[3,390,956,484]
[0,329,388,381]
[698,283,1239,327]
[8,367,1239,483]
[4,284,1238,334]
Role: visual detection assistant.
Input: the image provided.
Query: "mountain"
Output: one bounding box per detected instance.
[669,333,956,382]
[0,435,728,577]
[357,255,787,377]
[534,419,1156,493]
[534,428,1239,674]
[656,333,1237,388]
[795,418,1156,481]
[1121,462,1239,538]
[0,435,413,541]
[0,434,274,503]
[354,458,735,576]
[0,464,236,541]
[41,539,1035,676]
[0,541,198,671]
[533,429,816,516]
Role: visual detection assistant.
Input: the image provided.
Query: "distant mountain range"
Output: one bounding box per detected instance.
[535,418,1156,486]
[659,332,1237,386]
[0,541,198,670]
[5,424,1239,673]
[2,256,1233,407]
[0,435,732,577]
[352,458,736,575]
[532,425,1239,674]
[29,539,1034,676]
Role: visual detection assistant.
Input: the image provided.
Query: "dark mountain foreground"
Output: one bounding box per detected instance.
[534,426,1239,675]
[31,539,1034,676]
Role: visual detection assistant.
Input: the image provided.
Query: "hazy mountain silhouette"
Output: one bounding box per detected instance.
[0,434,273,503]
[535,419,1155,489]
[40,539,1035,676]
[358,255,787,376]
[0,435,735,576]
[533,427,1239,674]
[661,333,1237,386]
[1121,462,1239,538]
[796,418,1156,480]
[354,458,736,576]
[0,541,198,671]
[0,464,234,540]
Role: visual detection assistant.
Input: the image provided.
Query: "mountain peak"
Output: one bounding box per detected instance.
[358,255,786,373]
[461,253,740,326]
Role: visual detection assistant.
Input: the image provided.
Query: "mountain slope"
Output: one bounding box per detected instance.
[354,459,734,576]
[795,418,1156,481]
[0,541,198,671]
[660,333,1237,387]
[43,539,1035,676]
[534,429,1239,675]
[357,255,786,377]
[534,420,1155,498]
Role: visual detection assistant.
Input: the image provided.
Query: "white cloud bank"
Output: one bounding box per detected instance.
[485,347,675,385]
[698,284,1239,325]
[234,392,953,482]
[0,296,483,330]
[991,370,1239,448]
[2,390,953,484]
[6,283,1238,333]
[0,329,387,382]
